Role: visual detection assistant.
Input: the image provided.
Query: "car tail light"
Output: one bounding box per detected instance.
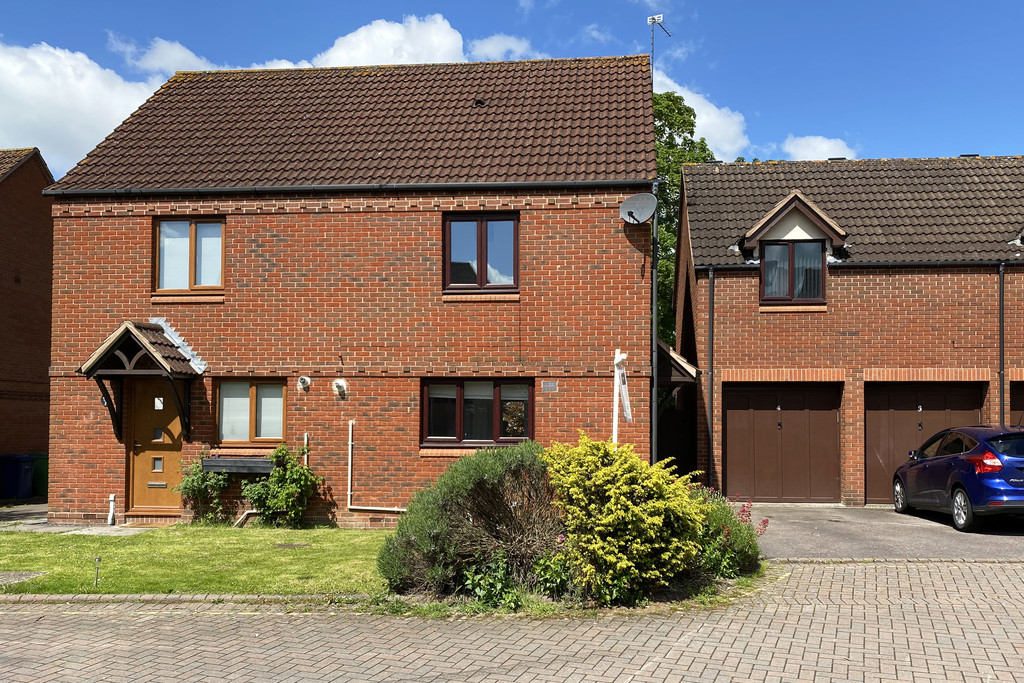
[966,452,1003,474]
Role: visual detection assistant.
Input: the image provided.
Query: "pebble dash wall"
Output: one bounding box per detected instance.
[49,187,652,526]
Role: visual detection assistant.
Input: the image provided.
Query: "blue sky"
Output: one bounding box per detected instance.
[2,0,1023,178]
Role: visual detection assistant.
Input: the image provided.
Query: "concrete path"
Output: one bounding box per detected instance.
[2,561,1022,681]
[753,503,1024,560]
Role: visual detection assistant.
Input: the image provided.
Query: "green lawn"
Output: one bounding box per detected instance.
[0,525,389,595]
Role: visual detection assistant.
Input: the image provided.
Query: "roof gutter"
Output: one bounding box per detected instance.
[42,178,656,198]
[695,259,1022,271]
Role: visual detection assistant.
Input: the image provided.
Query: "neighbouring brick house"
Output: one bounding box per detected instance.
[675,156,1024,505]
[0,148,53,456]
[44,56,680,526]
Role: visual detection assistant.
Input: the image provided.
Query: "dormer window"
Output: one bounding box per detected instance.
[741,190,846,308]
[761,240,825,303]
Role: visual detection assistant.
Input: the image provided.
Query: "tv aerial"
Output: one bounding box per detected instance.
[619,193,658,224]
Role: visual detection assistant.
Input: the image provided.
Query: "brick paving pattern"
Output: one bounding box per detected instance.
[2,561,1023,682]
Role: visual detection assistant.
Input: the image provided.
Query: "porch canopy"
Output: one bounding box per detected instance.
[78,320,204,441]
[657,339,698,386]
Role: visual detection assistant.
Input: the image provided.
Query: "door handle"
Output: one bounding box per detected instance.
[133,441,142,454]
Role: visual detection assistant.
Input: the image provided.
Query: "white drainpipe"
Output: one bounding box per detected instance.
[107,494,116,525]
[346,419,406,513]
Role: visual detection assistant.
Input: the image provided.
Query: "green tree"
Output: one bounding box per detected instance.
[653,91,715,345]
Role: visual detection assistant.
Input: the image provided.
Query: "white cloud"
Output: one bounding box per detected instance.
[108,33,221,74]
[313,15,465,66]
[468,34,547,61]
[582,24,613,44]
[519,0,535,13]
[781,135,856,161]
[0,41,161,178]
[653,70,749,161]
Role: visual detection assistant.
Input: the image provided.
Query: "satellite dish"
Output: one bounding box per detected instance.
[619,193,658,224]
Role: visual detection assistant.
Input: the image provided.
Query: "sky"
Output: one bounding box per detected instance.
[2,0,1023,179]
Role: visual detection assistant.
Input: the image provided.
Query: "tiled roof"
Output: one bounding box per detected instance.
[51,56,656,194]
[684,157,1024,266]
[0,148,50,184]
[79,321,202,377]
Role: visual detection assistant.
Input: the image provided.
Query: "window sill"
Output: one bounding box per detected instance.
[209,446,277,456]
[441,293,520,303]
[419,447,480,458]
[759,304,828,314]
[152,294,225,304]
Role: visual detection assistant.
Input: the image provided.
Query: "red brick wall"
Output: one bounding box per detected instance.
[0,155,52,455]
[691,265,1017,504]
[49,188,652,525]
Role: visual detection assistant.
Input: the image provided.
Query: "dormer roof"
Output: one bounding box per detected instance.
[741,189,847,249]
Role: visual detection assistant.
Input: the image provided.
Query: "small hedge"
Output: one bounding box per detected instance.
[377,434,766,609]
[377,441,558,597]
[541,434,705,605]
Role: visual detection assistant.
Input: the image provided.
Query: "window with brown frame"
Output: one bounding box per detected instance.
[760,240,826,304]
[421,379,533,445]
[155,219,225,293]
[217,380,286,444]
[443,214,518,292]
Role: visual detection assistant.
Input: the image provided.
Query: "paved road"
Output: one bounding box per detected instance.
[3,560,1023,682]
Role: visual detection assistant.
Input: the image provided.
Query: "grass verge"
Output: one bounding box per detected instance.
[0,525,388,595]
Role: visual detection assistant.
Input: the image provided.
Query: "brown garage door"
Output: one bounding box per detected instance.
[864,383,984,504]
[724,384,840,503]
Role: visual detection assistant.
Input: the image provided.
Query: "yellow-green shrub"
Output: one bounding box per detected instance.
[541,434,705,605]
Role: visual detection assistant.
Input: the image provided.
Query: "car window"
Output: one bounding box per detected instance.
[963,435,978,451]
[988,434,1024,456]
[918,433,946,459]
[937,432,967,457]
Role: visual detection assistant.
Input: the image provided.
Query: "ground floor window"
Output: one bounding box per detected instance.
[217,379,286,443]
[421,379,533,445]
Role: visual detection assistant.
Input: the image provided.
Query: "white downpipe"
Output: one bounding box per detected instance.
[107,494,116,525]
[347,419,406,513]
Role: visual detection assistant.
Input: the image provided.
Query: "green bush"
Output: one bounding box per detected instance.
[240,444,324,528]
[541,434,706,606]
[695,486,766,578]
[377,441,560,597]
[174,458,229,523]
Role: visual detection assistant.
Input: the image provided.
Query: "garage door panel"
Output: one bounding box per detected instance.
[864,383,984,504]
[724,384,840,503]
[780,405,808,502]
[753,407,781,500]
[807,396,840,502]
[723,392,754,499]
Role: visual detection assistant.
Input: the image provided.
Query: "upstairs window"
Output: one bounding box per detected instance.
[422,379,533,445]
[444,214,518,292]
[761,240,825,304]
[156,219,224,292]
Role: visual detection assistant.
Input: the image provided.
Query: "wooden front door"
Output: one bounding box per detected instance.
[129,378,183,511]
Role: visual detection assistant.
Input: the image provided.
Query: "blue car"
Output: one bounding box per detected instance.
[893,426,1024,531]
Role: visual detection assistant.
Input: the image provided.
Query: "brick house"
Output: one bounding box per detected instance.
[44,56,680,526]
[675,156,1024,505]
[0,148,53,456]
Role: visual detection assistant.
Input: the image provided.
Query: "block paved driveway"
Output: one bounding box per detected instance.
[2,559,1023,682]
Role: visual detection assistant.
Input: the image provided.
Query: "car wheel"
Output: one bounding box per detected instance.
[951,487,976,532]
[893,478,910,513]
